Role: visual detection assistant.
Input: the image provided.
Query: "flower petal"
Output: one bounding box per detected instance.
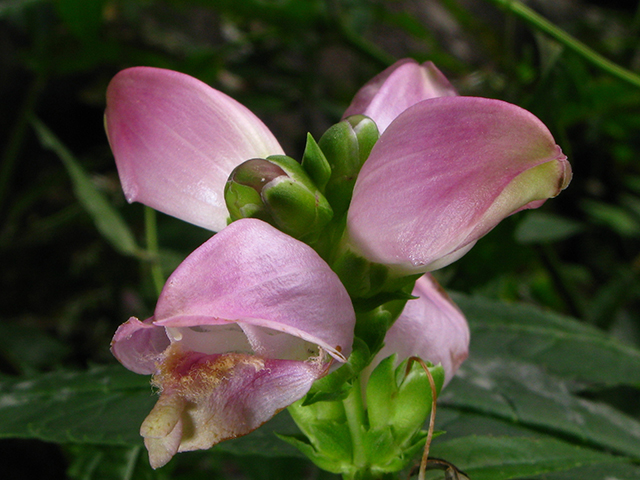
[110,316,170,374]
[152,218,355,362]
[141,347,327,468]
[342,59,456,133]
[105,67,284,231]
[371,275,469,386]
[346,96,571,273]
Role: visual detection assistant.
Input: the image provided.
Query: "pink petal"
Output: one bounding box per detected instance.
[342,59,457,133]
[153,218,354,362]
[346,96,571,273]
[110,316,169,374]
[141,347,327,468]
[371,275,469,386]
[105,67,284,232]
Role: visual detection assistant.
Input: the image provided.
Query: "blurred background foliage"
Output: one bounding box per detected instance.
[1,0,640,478]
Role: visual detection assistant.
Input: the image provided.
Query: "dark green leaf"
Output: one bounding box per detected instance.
[453,293,640,388]
[429,436,626,480]
[0,365,304,458]
[529,461,640,479]
[440,357,640,459]
[66,444,156,480]
[55,0,106,40]
[0,365,154,445]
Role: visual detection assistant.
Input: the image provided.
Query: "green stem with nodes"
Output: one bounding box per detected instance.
[485,0,640,89]
[144,206,164,296]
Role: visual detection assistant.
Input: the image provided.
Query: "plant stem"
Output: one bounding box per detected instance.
[144,206,164,296]
[485,0,640,89]
[342,379,369,479]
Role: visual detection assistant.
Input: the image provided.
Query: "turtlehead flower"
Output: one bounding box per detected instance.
[111,219,355,468]
[105,60,570,277]
[370,274,469,387]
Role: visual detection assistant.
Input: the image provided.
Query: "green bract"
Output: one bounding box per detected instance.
[282,357,445,479]
[318,115,379,216]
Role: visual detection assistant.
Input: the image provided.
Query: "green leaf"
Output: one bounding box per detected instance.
[0,365,305,458]
[428,436,626,480]
[514,211,584,244]
[0,365,154,445]
[525,462,640,479]
[581,199,640,237]
[440,356,640,460]
[453,293,640,388]
[66,445,154,480]
[31,117,141,257]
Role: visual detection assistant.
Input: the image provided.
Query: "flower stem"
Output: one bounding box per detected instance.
[485,0,640,89]
[144,206,164,296]
[342,379,369,479]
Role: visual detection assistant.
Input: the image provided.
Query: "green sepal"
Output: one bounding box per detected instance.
[362,426,397,471]
[365,357,445,455]
[284,407,354,474]
[277,432,354,475]
[365,355,398,431]
[318,115,379,216]
[392,361,444,446]
[331,246,421,302]
[301,132,331,192]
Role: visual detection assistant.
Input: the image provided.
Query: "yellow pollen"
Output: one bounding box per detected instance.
[152,344,265,399]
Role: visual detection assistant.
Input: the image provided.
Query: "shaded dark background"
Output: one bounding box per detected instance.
[1,0,640,478]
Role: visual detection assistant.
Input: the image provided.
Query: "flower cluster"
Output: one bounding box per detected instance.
[106,59,570,469]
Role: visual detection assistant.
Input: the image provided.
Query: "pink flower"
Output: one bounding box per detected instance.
[345,95,571,273]
[105,61,570,275]
[111,219,355,468]
[342,58,457,133]
[105,67,284,232]
[370,274,469,387]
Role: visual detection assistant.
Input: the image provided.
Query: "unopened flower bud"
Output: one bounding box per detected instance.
[318,115,379,216]
[224,156,333,241]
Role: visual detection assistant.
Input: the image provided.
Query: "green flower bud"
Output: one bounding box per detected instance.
[301,133,331,192]
[224,158,286,222]
[318,115,379,216]
[224,156,333,242]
